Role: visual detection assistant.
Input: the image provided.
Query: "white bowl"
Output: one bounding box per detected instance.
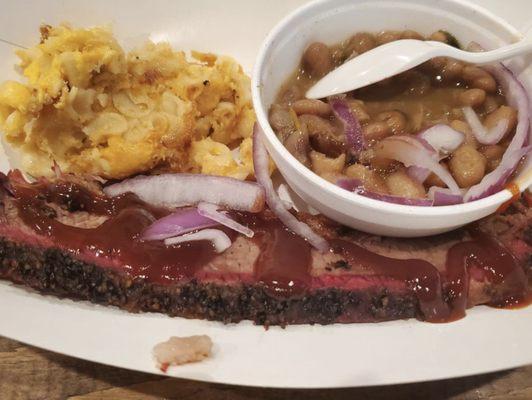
[252,0,532,237]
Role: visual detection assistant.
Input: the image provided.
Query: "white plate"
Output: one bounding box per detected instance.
[0,0,530,389]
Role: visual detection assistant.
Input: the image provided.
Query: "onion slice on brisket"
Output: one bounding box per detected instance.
[253,123,330,253]
[197,202,254,238]
[140,208,218,241]
[164,229,232,253]
[104,174,265,212]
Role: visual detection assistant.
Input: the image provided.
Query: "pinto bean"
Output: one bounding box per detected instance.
[472,76,497,93]
[401,30,424,40]
[269,104,294,141]
[299,114,344,157]
[279,85,303,105]
[429,30,449,43]
[450,119,478,148]
[344,49,360,61]
[344,163,388,193]
[376,110,408,134]
[462,65,486,81]
[385,171,426,198]
[310,151,346,176]
[299,114,338,137]
[480,144,505,172]
[425,163,449,187]
[303,42,333,77]
[269,105,291,131]
[292,99,331,116]
[442,59,464,80]
[376,30,402,45]
[309,131,345,158]
[429,30,459,47]
[363,147,397,171]
[363,121,392,141]
[347,32,377,54]
[358,148,375,164]
[347,100,371,123]
[483,105,517,139]
[450,107,464,120]
[449,144,487,188]
[283,122,311,167]
[459,88,486,107]
[461,66,497,93]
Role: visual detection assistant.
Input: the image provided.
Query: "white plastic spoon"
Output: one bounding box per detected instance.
[306,38,532,99]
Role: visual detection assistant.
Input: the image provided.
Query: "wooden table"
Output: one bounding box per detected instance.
[0,336,530,400]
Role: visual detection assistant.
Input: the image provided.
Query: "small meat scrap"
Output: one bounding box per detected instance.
[153,335,213,372]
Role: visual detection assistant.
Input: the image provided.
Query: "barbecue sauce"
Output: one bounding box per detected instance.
[8,175,530,322]
[12,180,226,284]
[252,218,312,298]
[331,239,451,322]
[445,229,529,320]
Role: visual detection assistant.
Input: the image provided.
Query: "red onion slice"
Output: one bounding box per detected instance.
[428,187,464,206]
[464,146,531,202]
[468,42,530,153]
[135,208,158,224]
[407,166,431,184]
[482,67,530,154]
[104,174,265,212]
[140,208,217,241]
[336,177,364,192]
[197,202,254,238]
[329,97,365,155]
[277,183,296,210]
[337,178,433,206]
[253,123,330,253]
[418,124,465,155]
[463,42,531,201]
[377,136,461,194]
[360,191,433,206]
[164,229,232,253]
[395,135,438,155]
[462,106,509,145]
[520,153,532,179]
[407,124,464,184]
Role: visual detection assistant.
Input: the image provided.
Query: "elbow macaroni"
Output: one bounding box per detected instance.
[0,24,256,180]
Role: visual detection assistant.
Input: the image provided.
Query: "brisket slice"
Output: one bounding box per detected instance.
[0,172,530,326]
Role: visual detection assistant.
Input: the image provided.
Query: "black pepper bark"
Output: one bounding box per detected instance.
[0,238,419,326]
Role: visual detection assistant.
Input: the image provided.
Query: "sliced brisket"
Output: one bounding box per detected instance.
[0,171,530,326]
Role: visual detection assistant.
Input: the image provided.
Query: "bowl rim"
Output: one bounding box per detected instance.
[251,0,530,218]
